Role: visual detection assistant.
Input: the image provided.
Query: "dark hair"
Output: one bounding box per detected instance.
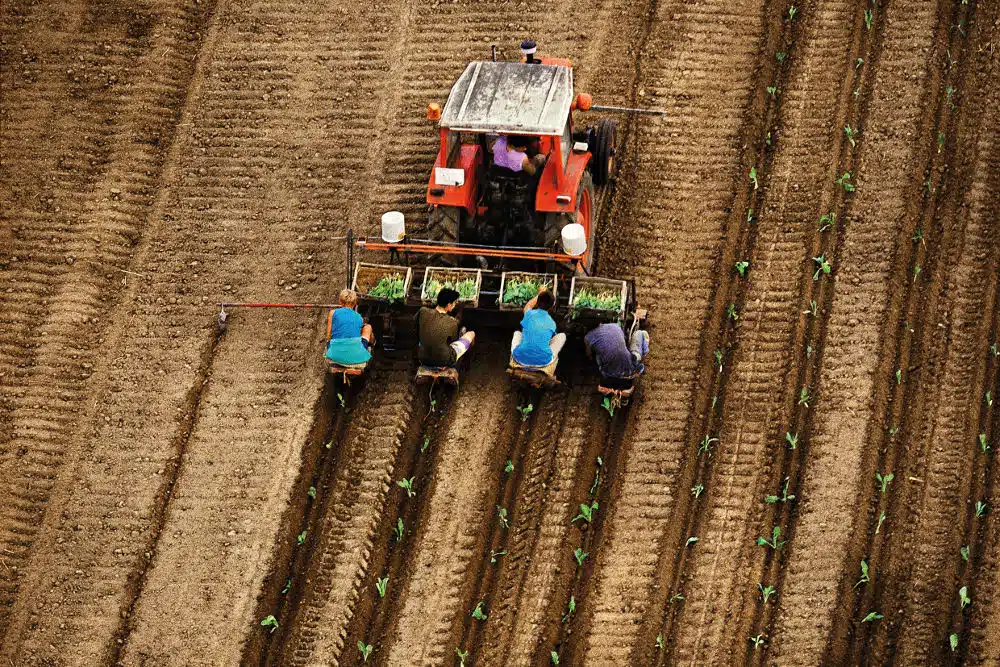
[436,287,461,308]
[508,135,531,150]
[535,290,555,311]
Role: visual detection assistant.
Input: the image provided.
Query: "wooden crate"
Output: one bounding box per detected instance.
[498,271,558,311]
[568,275,628,320]
[351,262,412,302]
[420,267,483,308]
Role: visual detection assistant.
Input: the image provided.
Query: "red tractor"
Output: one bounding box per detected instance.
[424,40,617,274]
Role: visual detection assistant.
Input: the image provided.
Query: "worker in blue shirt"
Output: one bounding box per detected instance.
[325,289,374,366]
[510,285,565,372]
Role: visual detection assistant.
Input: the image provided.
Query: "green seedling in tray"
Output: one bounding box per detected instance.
[502,277,553,306]
[424,277,479,301]
[367,274,407,301]
[572,288,622,313]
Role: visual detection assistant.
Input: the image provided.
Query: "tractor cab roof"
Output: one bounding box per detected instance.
[439,61,573,136]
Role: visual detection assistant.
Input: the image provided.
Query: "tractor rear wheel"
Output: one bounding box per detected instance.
[590,118,617,187]
[427,205,463,265]
[543,171,597,272]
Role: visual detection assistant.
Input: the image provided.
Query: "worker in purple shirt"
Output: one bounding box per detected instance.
[584,322,650,384]
[493,134,547,175]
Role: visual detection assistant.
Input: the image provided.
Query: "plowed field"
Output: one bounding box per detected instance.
[2,0,998,665]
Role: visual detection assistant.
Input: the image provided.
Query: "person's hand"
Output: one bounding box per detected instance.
[538,284,549,293]
[533,153,547,166]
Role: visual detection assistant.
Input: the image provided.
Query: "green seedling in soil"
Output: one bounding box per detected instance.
[574,547,588,566]
[692,484,705,499]
[946,86,955,109]
[950,633,959,652]
[759,583,777,603]
[923,176,933,196]
[913,228,925,245]
[747,206,755,223]
[836,172,856,192]
[728,302,739,321]
[749,634,766,649]
[952,21,966,37]
[424,277,478,301]
[602,395,616,417]
[590,457,603,496]
[807,345,814,359]
[844,125,858,147]
[987,391,993,408]
[325,439,333,450]
[297,530,307,545]
[889,425,900,436]
[337,392,346,409]
[699,435,719,457]
[572,500,599,524]
[490,549,506,564]
[960,586,971,609]
[551,651,560,665]
[670,593,686,603]
[712,395,718,410]
[456,648,469,667]
[750,167,760,190]
[913,264,921,283]
[358,641,373,662]
[472,601,488,621]
[813,254,832,280]
[766,132,773,146]
[960,545,970,562]
[855,559,870,588]
[758,526,786,550]
[992,342,999,357]
[376,576,388,598]
[562,595,576,623]
[656,634,665,649]
[979,433,990,453]
[766,477,795,504]
[396,477,416,498]
[798,387,811,407]
[776,51,787,63]
[767,85,779,98]
[261,615,279,633]
[429,398,438,414]
[875,510,886,534]
[937,131,945,153]
[819,212,837,232]
[421,435,430,453]
[876,472,894,494]
[862,611,883,623]
[786,432,799,450]
[735,261,749,278]
[572,288,622,313]
[787,5,797,20]
[854,87,861,99]
[975,501,988,518]
[804,300,818,316]
[856,57,864,69]
[497,505,509,529]
[307,486,316,500]
[864,8,874,29]
[505,459,514,474]
[686,536,699,547]
[895,369,902,384]
[394,518,405,542]
[517,402,534,422]
[367,274,406,302]
[281,578,291,595]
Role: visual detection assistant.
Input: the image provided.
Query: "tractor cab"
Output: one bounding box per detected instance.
[426,44,616,274]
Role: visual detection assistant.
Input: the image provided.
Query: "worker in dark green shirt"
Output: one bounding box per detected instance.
[416,288,476,367]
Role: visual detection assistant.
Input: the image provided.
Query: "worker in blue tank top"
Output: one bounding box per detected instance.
[511,286,566,369]
[325,289,374,366]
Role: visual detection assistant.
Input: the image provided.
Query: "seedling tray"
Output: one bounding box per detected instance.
[498,271,558,311]
[352,262,412,303]
[420,267,483,308]
[568,275,627,320]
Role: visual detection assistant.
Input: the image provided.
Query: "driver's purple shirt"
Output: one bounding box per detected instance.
[493,136,526,172]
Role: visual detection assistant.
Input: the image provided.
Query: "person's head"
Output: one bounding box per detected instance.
[507,135,531,151]
[339,289,358,309]
[535,290,555,312]
[436,287,461,311]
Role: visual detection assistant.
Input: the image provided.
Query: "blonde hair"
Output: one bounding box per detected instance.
[339,289,358,307]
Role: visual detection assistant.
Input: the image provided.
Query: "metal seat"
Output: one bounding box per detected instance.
[415,365,460,387]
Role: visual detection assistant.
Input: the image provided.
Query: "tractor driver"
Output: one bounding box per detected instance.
[493,134,547,176]
[510,286,565,375]
[325,289,375,367]
[416,288,477,367]
[584,322,650,388]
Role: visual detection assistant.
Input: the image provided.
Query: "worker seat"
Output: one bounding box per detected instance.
[597,373,637,398]
[415,365,460,387]
[507,355,559,389]
[485,163,536,211]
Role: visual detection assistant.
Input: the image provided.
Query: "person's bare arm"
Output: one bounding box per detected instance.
[520,156,537,175]
[522,283,549,313]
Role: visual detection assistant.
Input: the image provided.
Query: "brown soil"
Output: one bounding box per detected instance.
[2,0,999,665]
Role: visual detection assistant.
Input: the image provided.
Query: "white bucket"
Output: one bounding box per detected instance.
[561,223,587,256]
[381,211,405,243]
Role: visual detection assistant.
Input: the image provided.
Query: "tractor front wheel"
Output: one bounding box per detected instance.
[590,118,617,186]
[544,171,597,272]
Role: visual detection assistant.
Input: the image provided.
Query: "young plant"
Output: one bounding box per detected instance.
[787,5,797,20]
[358,641,373,662]
[601,396,616,417]
[912,227,924,244]
[987,391,993,408]
[421,435,430,453]
[728,302,739,321]
[308,486,317,500]
[376,576,388,598]
[749,634,766,649]
[855,559,870,588]
[562,595,576,623]
[979,433,990,453]
[490,550,507,564]
[960,545,970,562]
[572,500,599,524]
[836,172,856,192]
[692,483,705,499]
[875,510,887,534]
[297,530,307,546]
[367,273,407,301]
[517,402,534,422]
[281,578,291,594]
[813,255,832,280]
[937,131,946,153]
[686,536,699,547]
[818,212,837,232]
[798,387,811,407]
[776,51,787,63]
[765,477,795,504]
[864,8,874,29]
[699,435,719,457]
[786,431,799,449]
[767,85,779,98]
[656,633,665,649]
[856,57,864,69]
[895,368,902,385]
[260,615,279,633]
[950,633,959,652]
[715,348,724,373]
[862,611,883,623]
[337,392,346,409]
[472,601,488,621]
[946,85,956,109]
[572,288,623,313]
[394,518,404,542]
[574,547,588,566]
[844,125,858,147]
[505,459,515,474]
[876,472,894,494]
[456,647,469,667]
[959,585,971,609]
[735,261,750,278]
[804,300,818,316]
[396,476,416,498]
[497,505,509,529]
[670,593,685,603]
[551,651,560,665]
[590,456,603,496]
[975,500,988,518]
[757,526,786,550]
[750,166,760,190]
[759,583,776,603]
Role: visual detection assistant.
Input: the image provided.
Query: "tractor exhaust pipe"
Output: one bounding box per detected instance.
[520,39,537,64]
